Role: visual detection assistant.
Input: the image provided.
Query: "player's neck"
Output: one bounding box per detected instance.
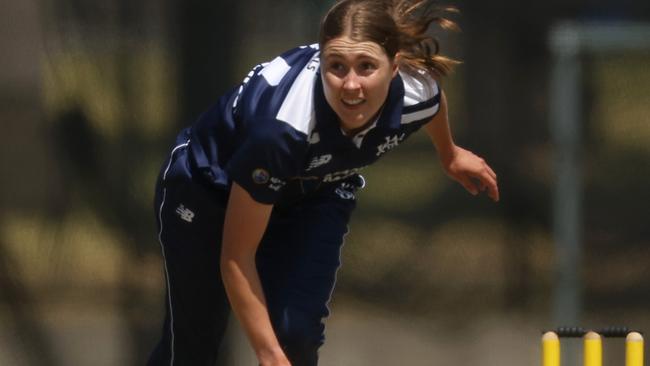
[339,104,385,137]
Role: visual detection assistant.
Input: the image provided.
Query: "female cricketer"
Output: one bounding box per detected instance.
[147,0,499,365]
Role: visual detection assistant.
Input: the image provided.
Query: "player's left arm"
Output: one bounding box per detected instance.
[423,90,499,202]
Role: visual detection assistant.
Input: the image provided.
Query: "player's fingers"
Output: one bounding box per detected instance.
[456,176,479,195]
[475,157,496,180]
[489,181,499,202]
[482,174,499,202]
[485,164,497,181]
[477,180,488,192]
[474,170,499,202]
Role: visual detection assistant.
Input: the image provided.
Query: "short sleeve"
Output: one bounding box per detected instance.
[226,120,307,204]
[399,70,442,124]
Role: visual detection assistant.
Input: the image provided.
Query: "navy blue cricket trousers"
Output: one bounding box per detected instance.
[147,138,358,366]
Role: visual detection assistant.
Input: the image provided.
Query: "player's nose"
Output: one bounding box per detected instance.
[342,70,361,90]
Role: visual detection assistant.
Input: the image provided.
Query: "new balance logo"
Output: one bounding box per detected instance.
[268,177,286,192]
[175,204,195,223]
[306,154,332,171]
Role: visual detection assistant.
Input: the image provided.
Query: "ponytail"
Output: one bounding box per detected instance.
[391,0,460,79]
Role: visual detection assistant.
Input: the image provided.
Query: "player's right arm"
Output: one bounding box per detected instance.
[220,182,291,366]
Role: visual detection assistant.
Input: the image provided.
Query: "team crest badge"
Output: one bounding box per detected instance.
[252,168,270,184]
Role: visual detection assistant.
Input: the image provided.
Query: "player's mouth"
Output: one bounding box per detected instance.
[341,98,365,108]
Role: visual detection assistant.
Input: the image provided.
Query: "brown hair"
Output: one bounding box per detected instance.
[319,0,459,79]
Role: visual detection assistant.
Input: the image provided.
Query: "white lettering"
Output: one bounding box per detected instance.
[322,167,365,183]
[376,133,406,157]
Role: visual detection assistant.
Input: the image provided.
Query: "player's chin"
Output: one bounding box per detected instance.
[336,108,364,125]
[339,114,369,131]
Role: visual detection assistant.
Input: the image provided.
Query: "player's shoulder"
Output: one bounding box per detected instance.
[279,44,321,66]
[245,44,320,136]
[398,69,442,124]
[255,44,320,87]
[399,69,440,106]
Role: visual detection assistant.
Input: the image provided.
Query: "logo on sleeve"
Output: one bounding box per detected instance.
[252,169,286,191]
[252,169,270,184]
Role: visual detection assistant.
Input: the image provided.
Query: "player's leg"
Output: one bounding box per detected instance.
[257,180,361,366]
[147,141,231,366]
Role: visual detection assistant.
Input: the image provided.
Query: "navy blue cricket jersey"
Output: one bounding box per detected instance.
[187,44,441,204]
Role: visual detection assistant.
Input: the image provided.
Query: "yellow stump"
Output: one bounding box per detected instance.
[543,331,561,366]
[584,331,602,366]
[626,332,644,366]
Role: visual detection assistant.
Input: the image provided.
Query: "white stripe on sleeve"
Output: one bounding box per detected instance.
[276,53,320,135]
[401,103,440,124]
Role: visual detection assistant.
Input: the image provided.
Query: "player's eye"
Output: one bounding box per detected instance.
[329,62,344,72]
[359,62,377,73]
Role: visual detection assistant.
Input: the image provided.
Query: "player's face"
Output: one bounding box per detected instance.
[321,36,398,134]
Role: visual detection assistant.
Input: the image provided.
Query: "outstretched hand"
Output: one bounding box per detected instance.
[441,146,499,202]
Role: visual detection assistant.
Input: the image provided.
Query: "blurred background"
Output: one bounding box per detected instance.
[1,0,649,365]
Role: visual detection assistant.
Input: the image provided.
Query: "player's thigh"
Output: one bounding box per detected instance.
[258,190,356,319]
[156,154,231,344]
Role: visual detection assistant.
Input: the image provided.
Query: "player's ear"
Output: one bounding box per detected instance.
[391,52,401,77]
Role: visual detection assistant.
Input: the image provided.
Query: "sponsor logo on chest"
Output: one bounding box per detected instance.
[322,166,366,183]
